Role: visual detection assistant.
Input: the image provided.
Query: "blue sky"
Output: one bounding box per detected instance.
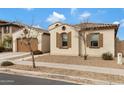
[0,8,124,40]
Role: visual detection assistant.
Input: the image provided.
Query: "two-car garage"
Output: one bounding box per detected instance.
[13,28,50,53]
[17,38,38,52]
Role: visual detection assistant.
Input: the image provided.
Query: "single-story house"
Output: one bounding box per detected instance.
[49,22,119,57]
[13,27,50,53]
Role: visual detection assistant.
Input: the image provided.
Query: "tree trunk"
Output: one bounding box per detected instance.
[31,51,36,68]
[84,41,87,60]
[82,32,87,60]
[28,42,36,68]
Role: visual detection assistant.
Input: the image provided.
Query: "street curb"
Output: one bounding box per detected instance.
[0,68,122,85]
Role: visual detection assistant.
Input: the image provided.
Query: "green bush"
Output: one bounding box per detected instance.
[33,50,43,55]
[102,52,113,60]
[1,61,14,66]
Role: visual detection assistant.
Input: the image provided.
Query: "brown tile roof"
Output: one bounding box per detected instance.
[0,19,10,23]
[12,22,49,34]
[49,22,119,32]
[73,22,119,36]
[0,20,49,34]
[73,22,119,30]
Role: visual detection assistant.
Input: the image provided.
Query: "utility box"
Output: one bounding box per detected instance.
[117,53,123,64]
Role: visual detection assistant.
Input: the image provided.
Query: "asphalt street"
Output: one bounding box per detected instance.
[0,73,77,85]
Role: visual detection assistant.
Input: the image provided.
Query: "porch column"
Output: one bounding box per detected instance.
[38,33,43,51]
[9,26,12,34]
[12,34,17,52]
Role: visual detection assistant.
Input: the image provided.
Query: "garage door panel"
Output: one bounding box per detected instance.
[17,38,38,52]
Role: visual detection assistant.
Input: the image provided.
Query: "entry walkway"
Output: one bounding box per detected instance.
[14,60,124,76]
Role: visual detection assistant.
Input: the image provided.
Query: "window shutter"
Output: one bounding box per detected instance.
[99,33,103,47]
[68,32,71,48]
[86,33,91,47]
[56,32,62,48]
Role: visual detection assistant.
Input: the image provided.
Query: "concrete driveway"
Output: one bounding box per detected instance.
[0,52,30,61]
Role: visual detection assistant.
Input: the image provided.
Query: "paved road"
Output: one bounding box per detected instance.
[0,73,76,85]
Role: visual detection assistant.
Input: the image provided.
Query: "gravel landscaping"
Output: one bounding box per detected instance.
[27,55,124,69]
[1,64,124,83]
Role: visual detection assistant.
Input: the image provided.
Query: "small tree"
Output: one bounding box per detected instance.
[79,13,91,60]
[21,27,39,68]
[79,29,87,60]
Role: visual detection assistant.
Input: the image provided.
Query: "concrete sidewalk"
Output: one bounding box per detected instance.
[14,60,124,76]
[0,52,30,60]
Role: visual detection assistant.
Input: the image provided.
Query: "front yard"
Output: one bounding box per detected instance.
[28,55,124,69]
[1,54,124,84]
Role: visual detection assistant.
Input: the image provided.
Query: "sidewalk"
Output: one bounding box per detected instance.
[14,60,124,76]
[0,52,30,60]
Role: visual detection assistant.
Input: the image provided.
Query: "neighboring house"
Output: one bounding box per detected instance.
[49,22,119,57]
[116,38,124,56]
[12,27,50,53]
[0,20,23,49]
[0,19,50,52]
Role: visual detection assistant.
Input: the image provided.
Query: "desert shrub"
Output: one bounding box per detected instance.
[0,46,5,52]
[33,50,43,55]
[1,61,14,66]
[102,52,113,60]
[4,48,12,52]
[84,54,88,60]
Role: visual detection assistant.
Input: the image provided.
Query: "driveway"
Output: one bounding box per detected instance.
[0,52,30,61]
[0,73,76,85]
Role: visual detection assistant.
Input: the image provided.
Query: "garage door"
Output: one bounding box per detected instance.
[17,38,38,52]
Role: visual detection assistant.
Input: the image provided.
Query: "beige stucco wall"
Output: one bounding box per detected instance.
[50,25,79,56]
[48,22,62,30]
[81,29,115,57]
[50,23,116,57]
[42,34,50,53]
[12,29,42,52]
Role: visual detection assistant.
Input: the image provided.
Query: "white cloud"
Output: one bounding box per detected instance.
[113,21,120,24]
[46,11,66,23]
[80,11,91,20]
[113,19,124,27]
[33,25,42,28]
[71,8,77,15]
[120,19,124,27]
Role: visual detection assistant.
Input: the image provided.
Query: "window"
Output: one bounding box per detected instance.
[62,26,66,31]
[90,33,99,47]
[61,33,68,48]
